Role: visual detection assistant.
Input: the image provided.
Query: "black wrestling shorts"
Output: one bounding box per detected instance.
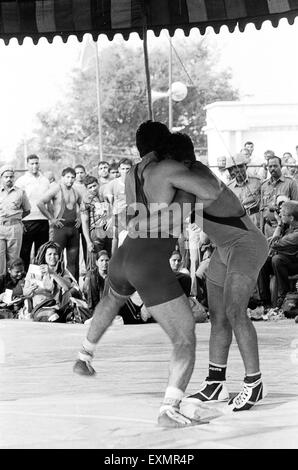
[107,234,184,307]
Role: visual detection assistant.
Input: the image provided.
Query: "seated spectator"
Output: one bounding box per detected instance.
[0,258,29,319]
[83,250,109,311]
[195,232,215,307]
[83,251,153,324]
[23,241,87,322]
[258,200,298,308]
[169,250,191,296]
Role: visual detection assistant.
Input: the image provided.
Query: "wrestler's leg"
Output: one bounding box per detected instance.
[147,294,203,427]
[224,272,260,374]
[87,288,129,344]
[185,280,231,403]
[73,287,130,376]
[147,294,196,392]
[207,280,232,365]
[224,272,267,411]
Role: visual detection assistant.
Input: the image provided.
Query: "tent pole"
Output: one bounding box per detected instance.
[168,34,173,131]
[93,40,104,161]
[142,25,153,120]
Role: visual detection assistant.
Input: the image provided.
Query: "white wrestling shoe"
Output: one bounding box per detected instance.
[227,379,267,412]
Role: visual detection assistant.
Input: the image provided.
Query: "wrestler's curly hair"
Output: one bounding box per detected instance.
[34,241,65,275]
[136,120,171,159]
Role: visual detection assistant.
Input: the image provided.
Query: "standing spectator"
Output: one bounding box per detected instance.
[241,146,264,179]
[44,170,56,184]
[259,150,276,181]
[43,171,56,241]
[244,141,254,158]
[74,164,88,265]
[103,158,132,253]
[15,154,50,271]
[73,165,88,199]
[242,142,262,178]
[226,153,261,226]
[108,163,120,180]
[37,168,82,281]
[288,157,298,181]
[240,147,251,162]
[260,156,298,237]
[97,161,111,188]
[214,156,231,184]
[80,175,112,259]
[281,153,297,178]
[0,166,31,275]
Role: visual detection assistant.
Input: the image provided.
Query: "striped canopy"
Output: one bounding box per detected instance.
[0,1,298,44]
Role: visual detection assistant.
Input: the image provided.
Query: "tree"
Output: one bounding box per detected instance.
[24,37,238,170]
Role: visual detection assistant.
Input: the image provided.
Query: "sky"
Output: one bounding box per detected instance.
[1,17,298,162]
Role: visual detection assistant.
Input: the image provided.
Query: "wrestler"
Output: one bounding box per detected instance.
[164,133,269,412]
[73,121,222,428]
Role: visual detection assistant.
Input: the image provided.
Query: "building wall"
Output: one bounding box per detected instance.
[204,101,298,168]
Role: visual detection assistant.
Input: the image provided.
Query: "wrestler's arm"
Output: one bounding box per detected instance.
[37,184,63,227]
[165,160,223,207]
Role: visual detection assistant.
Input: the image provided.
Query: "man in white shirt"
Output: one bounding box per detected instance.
[74,164,88,265]
[15,154,50,271]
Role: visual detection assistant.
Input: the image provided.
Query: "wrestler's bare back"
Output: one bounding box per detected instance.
[134,158,221,208]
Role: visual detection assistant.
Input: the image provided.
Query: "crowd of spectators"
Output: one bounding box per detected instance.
[215,142,298,317]
[1,141,298,323]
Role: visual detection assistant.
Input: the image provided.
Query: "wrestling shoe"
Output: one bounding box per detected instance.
[228,378,267,411]
[185,380,229,403]
[73,350,96,376]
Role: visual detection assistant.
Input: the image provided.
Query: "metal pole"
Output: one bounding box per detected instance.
[168,35,173,131]
[23,133,28,169]
[93,40,103,161]
[143,25,153,120]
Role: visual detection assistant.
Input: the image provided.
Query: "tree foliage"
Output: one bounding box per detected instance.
[25,37,238,170]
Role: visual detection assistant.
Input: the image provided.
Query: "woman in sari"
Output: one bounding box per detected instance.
[23,241,82,321]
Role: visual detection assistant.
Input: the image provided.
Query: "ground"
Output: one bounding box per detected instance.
[0,319,297,449]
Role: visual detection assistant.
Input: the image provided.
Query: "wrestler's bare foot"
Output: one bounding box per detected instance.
[73,359,96,376]
[157,405,201,428]
[157,402,222,428]
[73,349,96,376]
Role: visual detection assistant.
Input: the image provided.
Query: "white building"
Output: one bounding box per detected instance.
[204,101,298,169]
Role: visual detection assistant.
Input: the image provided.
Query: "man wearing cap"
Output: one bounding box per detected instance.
[0,166,31,276]
[226,153,262,227]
